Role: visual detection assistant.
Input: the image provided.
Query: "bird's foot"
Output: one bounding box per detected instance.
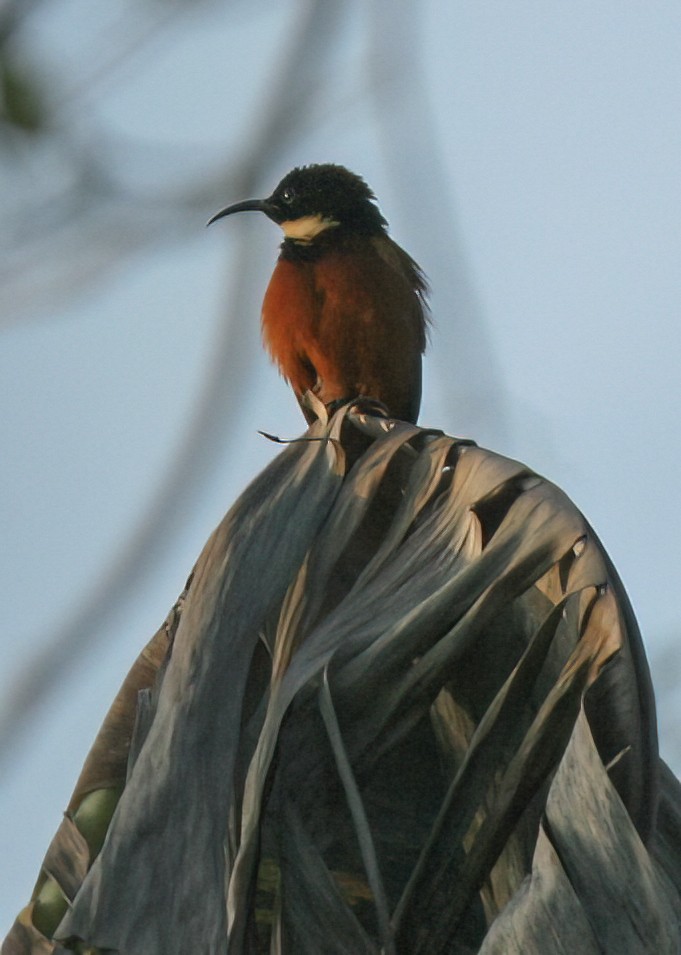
[325,395,391,421]
[344,397,395,432]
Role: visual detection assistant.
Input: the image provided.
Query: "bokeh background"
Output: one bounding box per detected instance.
[1,0,680,930]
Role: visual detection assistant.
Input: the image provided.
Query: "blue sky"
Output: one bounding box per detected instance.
[2,0,681,930]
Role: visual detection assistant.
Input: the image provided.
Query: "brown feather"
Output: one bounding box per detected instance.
[262,233,428,423]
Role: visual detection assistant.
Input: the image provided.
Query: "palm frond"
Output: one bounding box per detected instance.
[3,408,678,955]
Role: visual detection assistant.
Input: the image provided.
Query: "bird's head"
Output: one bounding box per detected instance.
[208,164,388,242]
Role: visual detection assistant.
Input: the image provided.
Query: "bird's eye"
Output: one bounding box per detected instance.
[281,187,295,204]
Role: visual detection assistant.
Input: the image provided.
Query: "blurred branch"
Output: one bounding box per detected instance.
[52,0,202,113]
[0,168,217,324]
[0,0,43,37]
[0,0,231,324]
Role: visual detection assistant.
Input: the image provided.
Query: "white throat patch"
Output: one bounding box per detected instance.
[280,214,340,242]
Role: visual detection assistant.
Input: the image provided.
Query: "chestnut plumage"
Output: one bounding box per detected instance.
[209,164,429,423]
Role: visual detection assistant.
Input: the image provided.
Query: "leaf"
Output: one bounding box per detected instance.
[5,408,668,954]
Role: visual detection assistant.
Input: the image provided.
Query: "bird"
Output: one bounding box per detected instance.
[208,163,429,424]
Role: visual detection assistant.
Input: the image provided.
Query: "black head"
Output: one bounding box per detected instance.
[208,164,388,238]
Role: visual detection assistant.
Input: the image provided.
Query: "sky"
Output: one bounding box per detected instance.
[1,0,681,933]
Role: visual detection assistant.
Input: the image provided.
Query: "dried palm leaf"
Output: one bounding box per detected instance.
[3,408,677,955]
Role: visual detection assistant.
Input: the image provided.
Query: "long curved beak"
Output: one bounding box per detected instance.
[207,198,277,226]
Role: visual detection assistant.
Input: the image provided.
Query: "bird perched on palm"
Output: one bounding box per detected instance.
[209,163,429,423]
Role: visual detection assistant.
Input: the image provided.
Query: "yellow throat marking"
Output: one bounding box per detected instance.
[281,214,340,242]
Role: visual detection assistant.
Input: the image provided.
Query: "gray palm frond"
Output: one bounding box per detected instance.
[3,407,679,954]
